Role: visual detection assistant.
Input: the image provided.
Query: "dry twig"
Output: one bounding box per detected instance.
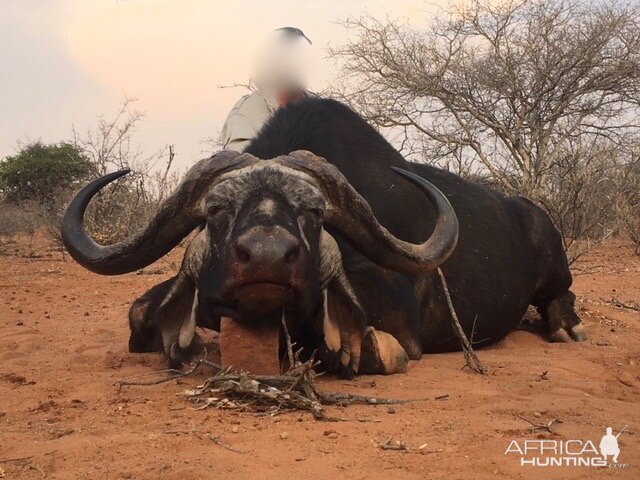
[119,321,419,420]
[0,456,33,463]
[378,436,410,451]
[437,268,487,374]
[376,436,433,453]
[180,350,413,420]
[207,434,250,454]
[181,319,415,420]
[117,359,221,390]
[606,298,640,312]
[517,415,562,434]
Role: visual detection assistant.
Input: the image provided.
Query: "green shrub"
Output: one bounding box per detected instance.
[0,142,93,205]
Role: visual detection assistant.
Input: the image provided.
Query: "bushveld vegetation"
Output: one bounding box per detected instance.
[1,0,638,259]
[0,98,179,247]
[331,0,640,259]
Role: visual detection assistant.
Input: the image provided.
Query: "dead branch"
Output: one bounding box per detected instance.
[378,436,410,451]
[164,429,202,436]
[517,415,562,434]
[162,145,175,185]
[437,268,487,374]
[120,359,429,420]
[163,429,249,453]
[189,318,411,419]
[119,322,427,420]
[376,436,434,453]
[117,359,222,389]
[0,456,34,463]
[316,391,416,406]
[207,434,249,454]
[217,81,256,92]
[281,312,296,369]
[606,298,640,312]
[180,352,419,421]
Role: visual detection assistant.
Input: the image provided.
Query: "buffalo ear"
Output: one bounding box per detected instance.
[128,278,176,353]
[319,287,358,380]
[157,276,198,364]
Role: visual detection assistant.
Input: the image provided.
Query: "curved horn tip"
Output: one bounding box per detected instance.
[390,167,429,186]
[390,165,460,258]
[390,167,454,207]
[115,168,131,176]
[101,169,132,182]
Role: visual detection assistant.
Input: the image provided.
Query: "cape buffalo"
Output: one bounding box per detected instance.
[62,149,458,376]
[61,97,586,376]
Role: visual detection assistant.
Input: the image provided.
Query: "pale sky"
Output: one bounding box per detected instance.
[1,0,445,170]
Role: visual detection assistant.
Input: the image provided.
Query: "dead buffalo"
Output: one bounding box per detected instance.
[61,97,586,376]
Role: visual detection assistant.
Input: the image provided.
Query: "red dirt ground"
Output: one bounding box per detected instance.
[1,234,638,479]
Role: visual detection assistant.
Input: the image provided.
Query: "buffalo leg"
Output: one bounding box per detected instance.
[128,278,175,353]
[515,196,587,343]
[346,261,423,360]
[157,279,203,368]
[318,231,369,378]
[320,273,367,379]
[359,327,409,375]
[538,291,587,342]
[321,272,410,376]
[531,242,587,343]
[128,277,202,367]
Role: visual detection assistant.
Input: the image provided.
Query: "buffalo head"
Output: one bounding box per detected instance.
[61,150,459,372]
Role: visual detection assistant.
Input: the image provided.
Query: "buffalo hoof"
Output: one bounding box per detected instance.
[317,342,357,379]
[569,323,588,342]
[549,323,588,343]
[549,328,572,343]
[545,291,587,344]
[168,335,204,369]
[359,327,409,375]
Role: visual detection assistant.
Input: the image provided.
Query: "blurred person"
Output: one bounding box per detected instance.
[220,27,313,151]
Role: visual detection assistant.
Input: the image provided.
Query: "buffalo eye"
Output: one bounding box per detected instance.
[207,205,224,218]
[308,207,324,219]
[206,205,232,234]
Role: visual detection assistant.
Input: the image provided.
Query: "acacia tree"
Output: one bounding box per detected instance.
[612,142,640,253]
[0,98,179,253]
[331,0,640,257]
[0,142,92,204]
[0,142,93,240]
[70,98,179,243]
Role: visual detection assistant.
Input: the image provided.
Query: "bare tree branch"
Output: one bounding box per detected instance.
[331,0,640,257]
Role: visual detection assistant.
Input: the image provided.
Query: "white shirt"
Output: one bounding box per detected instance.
[220,91,278,152]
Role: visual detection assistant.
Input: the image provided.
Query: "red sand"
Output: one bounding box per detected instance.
[0,234,638,479]
[219,316,281,375]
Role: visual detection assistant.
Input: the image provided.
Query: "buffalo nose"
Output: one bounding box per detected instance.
[235,227,301,266]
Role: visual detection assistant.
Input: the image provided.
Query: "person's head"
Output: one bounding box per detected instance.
[253,27,312,104]
[606,427,613,435]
